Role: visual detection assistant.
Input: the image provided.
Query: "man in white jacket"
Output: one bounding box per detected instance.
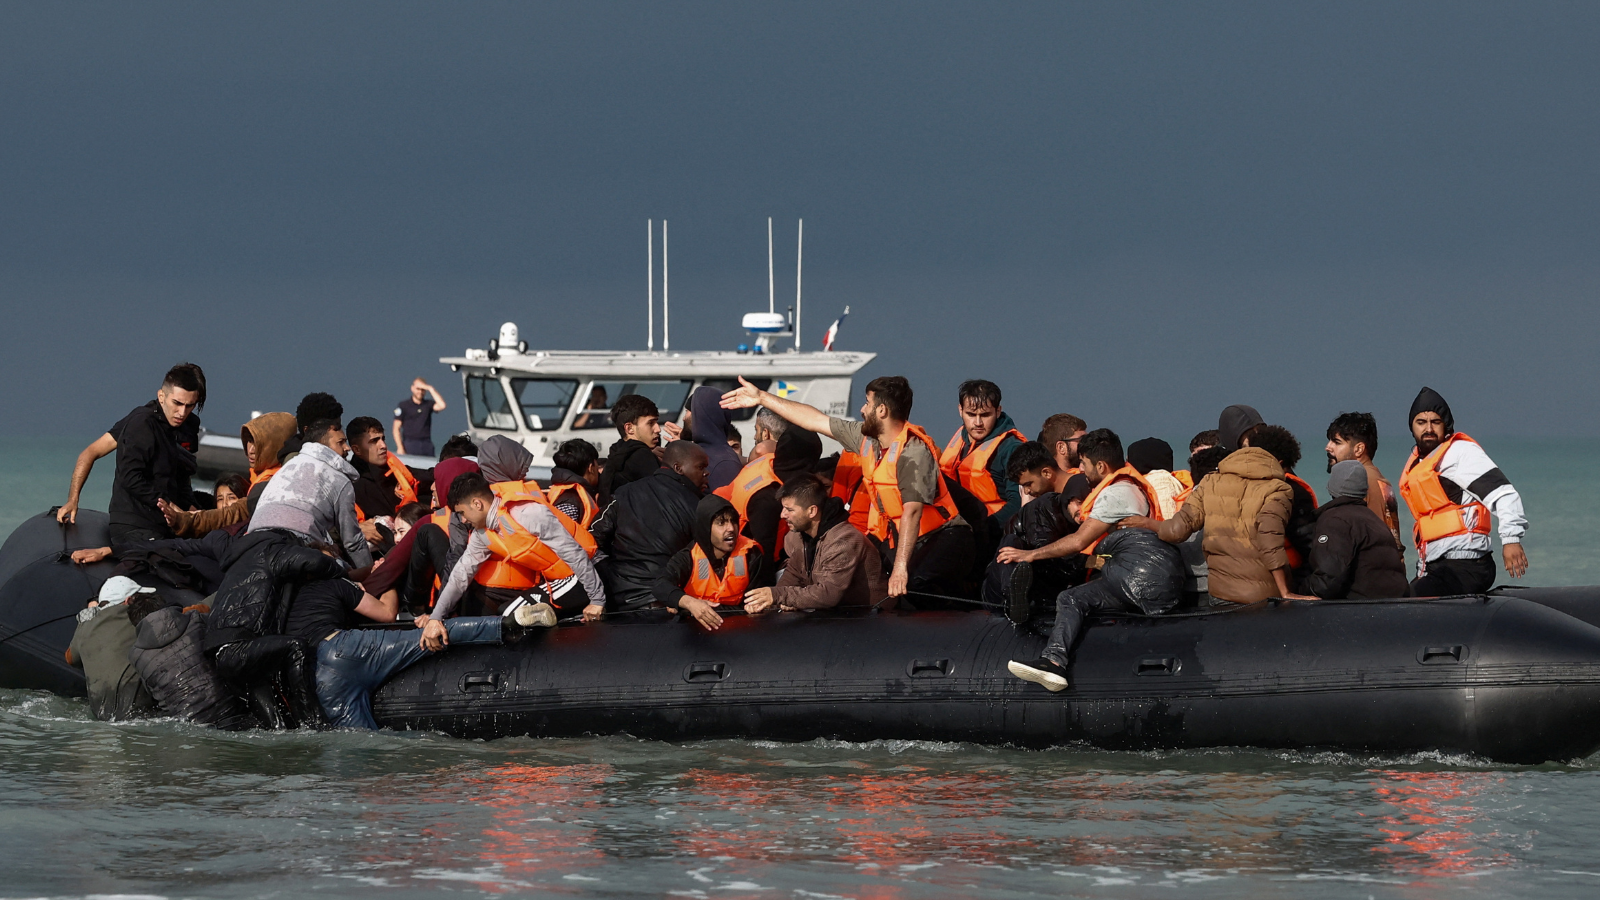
[1399,387,1528,596]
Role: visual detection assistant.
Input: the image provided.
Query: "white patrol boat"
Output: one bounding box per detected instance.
[444,318,873,467]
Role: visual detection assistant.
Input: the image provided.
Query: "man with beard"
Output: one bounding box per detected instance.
[1399,387,1528,596]
[1037,413,1087,477]
[1324,412,1402,550]
[721,375,972,601]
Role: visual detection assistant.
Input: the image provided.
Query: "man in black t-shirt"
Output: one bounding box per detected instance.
[392,378,447,459]
[59,368,203,525]
[104,364,206,542]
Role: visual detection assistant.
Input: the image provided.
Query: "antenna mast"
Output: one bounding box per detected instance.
[663,219,670,352]
[767,216,775,314]
[795,218,803,351]
[647,219,654,351]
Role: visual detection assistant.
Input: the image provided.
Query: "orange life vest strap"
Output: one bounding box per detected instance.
[1078,465,1164,555]
[545,482,599,530]
[249,466,280,489]
[474,501,576,590]
[858,423,961,546]
[491,481,598,557]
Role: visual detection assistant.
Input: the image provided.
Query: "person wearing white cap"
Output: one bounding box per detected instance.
[65,577,160,720]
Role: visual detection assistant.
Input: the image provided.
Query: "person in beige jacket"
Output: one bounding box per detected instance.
[1123,445,1304,603]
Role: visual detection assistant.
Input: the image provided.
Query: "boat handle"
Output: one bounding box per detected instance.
[1136,657,1182,676]
[907,658,953,678]
[683,661,730,683]
[1418,645,1467,664]
[461,673,499,692]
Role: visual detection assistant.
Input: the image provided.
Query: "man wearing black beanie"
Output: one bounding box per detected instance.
[1399,387,1528,596]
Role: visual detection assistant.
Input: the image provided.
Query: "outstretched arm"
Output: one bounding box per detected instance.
[59,433,117,523]
[996,517,1110,564]
[720,377,832,436]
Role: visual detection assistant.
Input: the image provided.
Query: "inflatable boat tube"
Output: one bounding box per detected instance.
[6,510,1600,762]
[370,593,1600,763]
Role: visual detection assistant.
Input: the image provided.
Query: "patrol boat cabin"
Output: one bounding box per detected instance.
[445,319,875,467]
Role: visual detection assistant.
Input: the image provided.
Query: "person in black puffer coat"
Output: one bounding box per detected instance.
[203,529,346,729]
[591,442,708,615]
[127,592,256,730]
[1299,461,1409,600]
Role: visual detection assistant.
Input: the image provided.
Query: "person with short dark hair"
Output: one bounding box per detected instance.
[1400,387,1528,596]
[591,441,709,615]
[248,419,372,578]
[393,378,448,458]
[745,474,887,613]
[652,494,766,631]
[102,364,206,542]
[1249,425,1320,585]
[1324,411,1402,549]
[548,439,602,528]
[1005,429,1184,691]
[1037,414,1088,476]
[940,379,1027,541]
[434,466,603,623]
[981,442,1088,618]
[438,434,478,462]
[1172,430,1219,491]
[1299,461,1409,600]
[721,375,974,602]
[59,363,205,527]
[346,415,430,522]
[600,394,666,502]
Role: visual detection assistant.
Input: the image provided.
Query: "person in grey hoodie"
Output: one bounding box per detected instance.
[248,418,372,577]
[688,385,743,493]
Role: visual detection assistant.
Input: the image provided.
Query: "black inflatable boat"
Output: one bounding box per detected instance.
[6,509,1600,763]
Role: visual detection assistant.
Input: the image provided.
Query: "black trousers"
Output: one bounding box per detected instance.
[878,524,976,606]
[109,524,168,543]
[1409,555,1496,597]
[213,636,323,730]
[1042,579,1140,668]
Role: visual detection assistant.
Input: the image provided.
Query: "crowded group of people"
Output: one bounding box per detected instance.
[58,360,1531,728]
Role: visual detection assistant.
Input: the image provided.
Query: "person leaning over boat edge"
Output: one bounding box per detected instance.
[721,375,974,602]
[744,474,888,614]
[652,493,765,631]
[1400,387,1528,596]
[103,364,206,542]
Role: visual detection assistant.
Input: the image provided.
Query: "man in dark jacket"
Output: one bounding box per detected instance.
[1300,461,1409,600]
[746,476,887,612]
[982,441,1091,620]
[592,441,708,614]
[202,529,347,729]
[107,364,205,542]
[599,394,667,503]
[126,591,256,730]
[739,427,823,575]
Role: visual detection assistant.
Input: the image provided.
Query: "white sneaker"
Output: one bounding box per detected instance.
[513,600,558,628]
[1007,658,1069,692]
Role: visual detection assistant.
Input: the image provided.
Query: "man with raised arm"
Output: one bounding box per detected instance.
[722,375,972,602]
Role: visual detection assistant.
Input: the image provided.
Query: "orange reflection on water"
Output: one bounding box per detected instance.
[1368,769,1514,878]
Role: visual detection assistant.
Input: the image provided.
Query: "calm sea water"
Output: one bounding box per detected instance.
[3,436,1600,899]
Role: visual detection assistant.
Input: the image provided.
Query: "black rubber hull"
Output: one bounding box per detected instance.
[7,510,1600,762]
[374,594,1600,764]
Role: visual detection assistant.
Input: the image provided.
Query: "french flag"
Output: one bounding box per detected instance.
[822,306,850,351]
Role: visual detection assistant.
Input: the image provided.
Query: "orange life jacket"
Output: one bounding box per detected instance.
[490,481,598,557]
[831,450,872,533]
[1282,472,1320,569]
[939,428,1027,516]
[683,536,761,606]
[545,481,599,531]
[1172,469,1195,490]
[473,500,577,590]
[1078,465,1164,555]
[1399,433,1493,556]
[859,423,961,547]
[355,453,422,522]
[722,453,787,559]
[249,466,280,489]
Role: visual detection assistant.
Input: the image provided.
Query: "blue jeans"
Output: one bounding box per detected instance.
[315,617,501,730]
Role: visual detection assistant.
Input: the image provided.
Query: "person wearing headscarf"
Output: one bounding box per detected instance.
[688,386,744,492]
[1399,387,1528,596]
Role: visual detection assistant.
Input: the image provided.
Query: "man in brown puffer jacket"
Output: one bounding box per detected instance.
[1125,444,1299,604]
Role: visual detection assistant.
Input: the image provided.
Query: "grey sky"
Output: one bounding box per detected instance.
[3,1,1598,450]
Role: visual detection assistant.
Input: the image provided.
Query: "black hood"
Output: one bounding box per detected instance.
[692,493,739,558]
[1409,387,1454,437]
[1218,405,1264,452]
[773,427,824,483]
